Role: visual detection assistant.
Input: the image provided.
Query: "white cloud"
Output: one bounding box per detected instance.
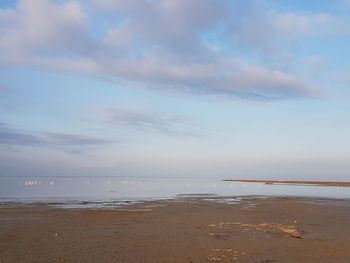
[0,0,91,56]
[305,56,328,72]
[100,56,322,99]
[0,0,335,100]
[231,10,350,52]
[271,13,348,37]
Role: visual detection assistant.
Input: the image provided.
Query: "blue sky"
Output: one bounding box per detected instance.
[1,0,350,179]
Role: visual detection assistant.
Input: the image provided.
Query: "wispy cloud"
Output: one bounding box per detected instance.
[344,0,350,8]
[0,122,41,146]
[0,0,341,100]
[0,122,112,153]
[337,71,350,91]
[94,107,199,136]
[0,86,13,97]
[230,8,350,53]
[44,132,111,146]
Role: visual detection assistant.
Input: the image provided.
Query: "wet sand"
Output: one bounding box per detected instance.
[1,197,350,263]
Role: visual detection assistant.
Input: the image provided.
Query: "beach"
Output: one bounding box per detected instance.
[1,197,350,263]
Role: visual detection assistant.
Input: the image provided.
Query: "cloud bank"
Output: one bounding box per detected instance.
[1,0,345,100]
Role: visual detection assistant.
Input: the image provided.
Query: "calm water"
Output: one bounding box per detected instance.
[0,177,349,208]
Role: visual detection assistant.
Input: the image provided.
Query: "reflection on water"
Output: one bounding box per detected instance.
[21,180,54,187]
[0,177,350,208]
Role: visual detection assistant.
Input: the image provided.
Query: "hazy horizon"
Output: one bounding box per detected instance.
[1,0,350,180]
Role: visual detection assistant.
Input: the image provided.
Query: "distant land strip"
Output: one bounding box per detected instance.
[223,179,350,187]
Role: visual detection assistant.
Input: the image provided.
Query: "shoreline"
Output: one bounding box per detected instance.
[1,194,350,210]
[1,196,350,262]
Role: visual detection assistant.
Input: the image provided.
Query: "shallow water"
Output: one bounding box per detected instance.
[0,176,349,208]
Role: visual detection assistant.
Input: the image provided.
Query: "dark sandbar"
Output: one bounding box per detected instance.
[223,179,350,187]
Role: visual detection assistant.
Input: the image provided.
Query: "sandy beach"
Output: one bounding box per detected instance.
[1,197,350,263]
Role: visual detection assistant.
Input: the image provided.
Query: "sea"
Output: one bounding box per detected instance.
[0,176,350,209]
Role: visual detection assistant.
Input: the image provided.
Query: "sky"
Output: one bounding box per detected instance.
[0,0,350,180]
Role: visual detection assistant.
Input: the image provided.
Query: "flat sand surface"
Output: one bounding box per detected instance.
[1,197,350,263]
